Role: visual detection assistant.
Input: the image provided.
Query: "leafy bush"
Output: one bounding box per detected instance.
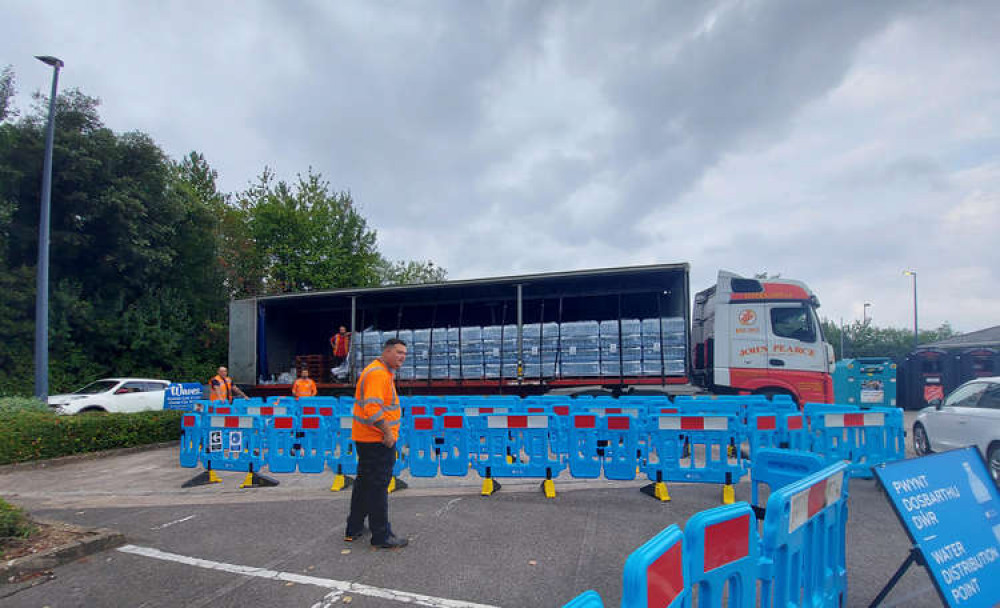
[0,396,48,414]
[0,497,35,548]
[0,408,183,465]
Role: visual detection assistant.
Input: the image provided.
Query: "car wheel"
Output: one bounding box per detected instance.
[78,406,107,415]
[988,443,1000,485]
[913,423,932,456]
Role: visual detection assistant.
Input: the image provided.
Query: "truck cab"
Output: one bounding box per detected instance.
[691,271,834,404]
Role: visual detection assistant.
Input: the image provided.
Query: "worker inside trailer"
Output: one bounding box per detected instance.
[291,368,318,399]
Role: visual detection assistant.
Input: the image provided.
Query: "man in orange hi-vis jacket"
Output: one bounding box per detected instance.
[209,366,247,403]
[291,368,317,399]
[330,326,351,368]
[345,338,408,549]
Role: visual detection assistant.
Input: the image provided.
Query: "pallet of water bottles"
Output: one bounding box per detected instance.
[178,393,904,493]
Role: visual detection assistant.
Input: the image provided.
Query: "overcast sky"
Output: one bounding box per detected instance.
[3,1,997,334]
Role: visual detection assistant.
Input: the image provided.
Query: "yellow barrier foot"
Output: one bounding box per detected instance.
[722,484,735,505]
[181,469,223,488]
[541,479,556,499]
[387,477,409,494]
[639,482,671,502]
[240,471,280,489]
[481,478,501,496]
[330,473,354,492]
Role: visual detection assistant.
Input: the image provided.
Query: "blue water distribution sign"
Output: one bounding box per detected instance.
[163,383,205,411]
[875,447,1000,607]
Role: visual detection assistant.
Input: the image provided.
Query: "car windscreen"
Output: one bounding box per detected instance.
[74,380,119,394]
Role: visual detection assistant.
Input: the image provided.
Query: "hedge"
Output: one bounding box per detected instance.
[0,400,183,465]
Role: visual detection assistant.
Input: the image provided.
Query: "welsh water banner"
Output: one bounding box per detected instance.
[163,383,205,411]
[875,447,1000,607]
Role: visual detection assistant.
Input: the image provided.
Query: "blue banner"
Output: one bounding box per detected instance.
[164,383,206,411]
[875,447,1000,607]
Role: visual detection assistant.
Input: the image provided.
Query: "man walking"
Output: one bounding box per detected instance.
[345,338,408,549]
[209,366,247,403]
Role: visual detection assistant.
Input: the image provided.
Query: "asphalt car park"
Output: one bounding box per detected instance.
[0,411,945,607]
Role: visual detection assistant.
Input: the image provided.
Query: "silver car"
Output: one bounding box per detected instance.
[913,376,1000,482]
[48,378,171,414]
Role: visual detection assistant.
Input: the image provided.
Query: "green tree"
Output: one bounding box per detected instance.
[822,318,959,361]
[0,65,15,123]
[375,258,447,286]
[227,169,382,295]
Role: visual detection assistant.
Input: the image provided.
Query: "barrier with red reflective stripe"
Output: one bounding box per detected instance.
[750,447,826,513]
[644,414,746,486]
[804,403,904,478]
[406,414,469,477]
[328,411,358,476]
[568,414,639,480]
[179,413,202,468]
[266,415,300,473]
[621,524,688,608]
[759,461,849,607]
[295,415,329,473]
[201,414,264,473]
[747,410,808,457]
[684,502,759,607]
[470,414,565,480]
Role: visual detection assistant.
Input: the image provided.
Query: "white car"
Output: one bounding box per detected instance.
[913,376,1000,482]
[48,378,172,414]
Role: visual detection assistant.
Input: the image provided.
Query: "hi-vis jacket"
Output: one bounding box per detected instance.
[291,377,317,398]
[331,333,350,357]
[209,375,235,402]
[352,359,400,443]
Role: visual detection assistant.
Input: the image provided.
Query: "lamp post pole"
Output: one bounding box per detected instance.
[903,271,918,351]
[863,302,871,325]
[34,55,64,402]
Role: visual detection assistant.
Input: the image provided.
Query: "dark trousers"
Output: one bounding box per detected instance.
[346,442,396,543]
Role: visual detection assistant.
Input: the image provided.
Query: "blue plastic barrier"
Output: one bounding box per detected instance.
[684,502,759,607]
[471,414,565,481]
[407,416,441,477]
[567,414,640,480]
[758,461,849,607]
[750,448,826,511]
[179,412,202,468]
[562,590,605,607]
[644,414,745,485]
[296,415,328,473]
[621,524,689,607]
[201,414,265,473]
[265,415,299,474]
[329,413,357,476]
[805,403,902,478]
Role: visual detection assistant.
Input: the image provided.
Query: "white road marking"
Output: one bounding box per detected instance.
[117,544,499,608]
[151,514,196,530]
[435,498,463,517]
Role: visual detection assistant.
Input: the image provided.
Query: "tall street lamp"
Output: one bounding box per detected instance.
[863,302,872,325]
[34,55,63,401]
[903,270,918,351]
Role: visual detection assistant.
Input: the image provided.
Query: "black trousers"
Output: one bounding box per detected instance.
[346,442,396,543]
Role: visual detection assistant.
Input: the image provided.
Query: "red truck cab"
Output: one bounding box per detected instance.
[692,271,834,404]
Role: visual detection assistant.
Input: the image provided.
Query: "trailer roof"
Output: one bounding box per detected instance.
[245,262,690,304]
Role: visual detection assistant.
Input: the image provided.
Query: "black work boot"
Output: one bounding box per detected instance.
[373,534,408,549]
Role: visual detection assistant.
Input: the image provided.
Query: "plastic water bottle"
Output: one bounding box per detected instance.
[964,461,991,504]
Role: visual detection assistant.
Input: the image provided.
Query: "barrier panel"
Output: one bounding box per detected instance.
[179,412,202,468]
[329,412,358,477]
[684,502,759,607]
[805,403,903,478]
[750,448,826,511]
[758,461,849,607]
[643,414,745,502]
[296,415,328,473]
[266,415,299,474]
[621,524,688,607]
[567,414,640,480]
[201,415,265,474]
[471,414,565,495]
[746,411,807,456]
